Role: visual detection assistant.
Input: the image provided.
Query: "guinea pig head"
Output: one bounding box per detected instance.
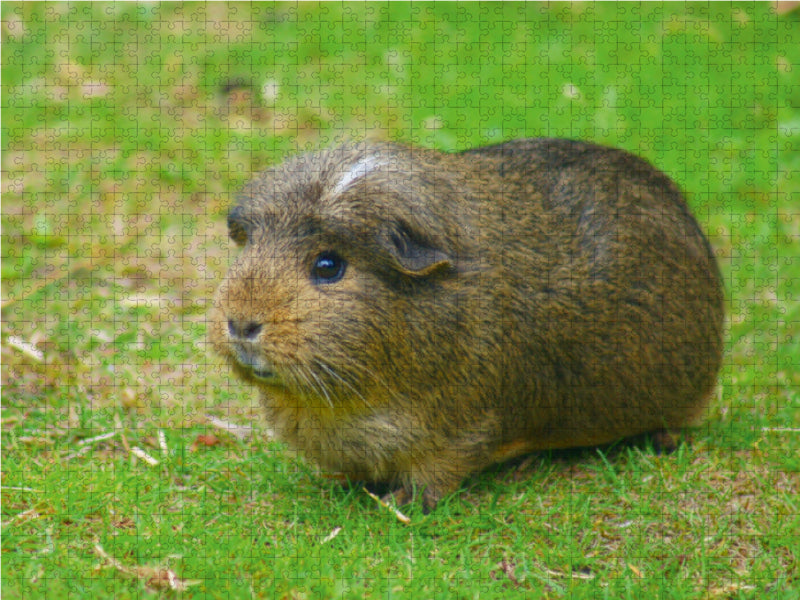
[209,143,468,410]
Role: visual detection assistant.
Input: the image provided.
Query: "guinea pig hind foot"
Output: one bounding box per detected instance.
[648,428,691,455]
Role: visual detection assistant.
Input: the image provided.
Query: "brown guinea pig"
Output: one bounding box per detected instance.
[209,138,724,510]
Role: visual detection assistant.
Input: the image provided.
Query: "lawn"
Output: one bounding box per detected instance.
[2,2,798,598]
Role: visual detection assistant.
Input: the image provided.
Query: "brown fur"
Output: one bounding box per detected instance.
[209,138,724,509]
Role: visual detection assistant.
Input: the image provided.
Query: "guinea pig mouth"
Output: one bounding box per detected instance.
[231,345,280,382]
[234,360,281,384]
[251,367,278,381]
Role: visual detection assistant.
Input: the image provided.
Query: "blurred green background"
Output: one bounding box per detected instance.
[2,3,798,598]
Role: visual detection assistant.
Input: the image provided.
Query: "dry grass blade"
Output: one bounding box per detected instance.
[205,415,255,440]
[130,446,159,466]
[363,488,411,524]
[64,446,91,461]
[6,336,44,361]
[94,543,201,591]
[77,431,117,446]
[320,526,342,544]
[627,563,644,577]
[707,583,756,597]
[158,429,168,458]
[3,508,43,527]
[544,567,595,580]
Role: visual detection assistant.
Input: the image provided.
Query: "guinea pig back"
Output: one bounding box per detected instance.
[209,138,724,509]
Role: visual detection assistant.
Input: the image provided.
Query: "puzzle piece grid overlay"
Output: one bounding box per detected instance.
[2,3,798,596]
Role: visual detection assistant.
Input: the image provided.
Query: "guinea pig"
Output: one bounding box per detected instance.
[209,138,724,510]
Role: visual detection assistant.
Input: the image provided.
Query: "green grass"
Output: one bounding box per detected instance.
[2,2,798,598]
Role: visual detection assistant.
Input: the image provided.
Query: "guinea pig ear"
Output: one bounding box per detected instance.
[382,223,454,278]
[227,205,249,246]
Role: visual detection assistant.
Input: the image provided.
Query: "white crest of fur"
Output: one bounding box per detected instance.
[331,155,386,197]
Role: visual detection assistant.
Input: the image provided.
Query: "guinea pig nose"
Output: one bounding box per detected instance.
[227,319,263,340]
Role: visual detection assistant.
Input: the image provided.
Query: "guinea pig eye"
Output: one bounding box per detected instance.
[311,251,346,284]
[227,206,250,246]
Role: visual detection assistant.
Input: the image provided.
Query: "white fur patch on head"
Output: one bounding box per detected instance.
[331,155,387,197]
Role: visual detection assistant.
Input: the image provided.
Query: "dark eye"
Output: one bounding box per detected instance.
[311,251,346,284]
[227,207,250,246]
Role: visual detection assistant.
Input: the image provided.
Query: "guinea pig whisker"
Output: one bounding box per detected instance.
[283,366,313,399]
[333,360,407,406]
[310,369,335,409]
[312,359,367,404]
[298,365,334,410]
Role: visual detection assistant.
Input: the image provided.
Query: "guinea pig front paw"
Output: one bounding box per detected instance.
[381,486,436,513]
[380,486,414,508]
[380,483,450,514]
